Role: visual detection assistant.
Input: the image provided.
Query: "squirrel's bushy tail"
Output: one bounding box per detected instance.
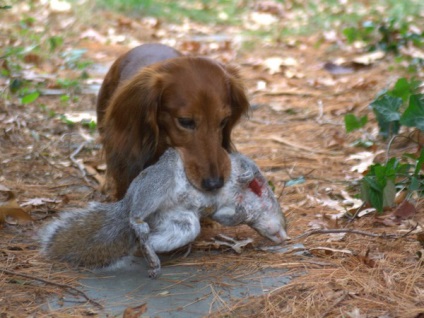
[40,201,137,268]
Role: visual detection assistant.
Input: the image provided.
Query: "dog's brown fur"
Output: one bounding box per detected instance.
[97,44,249,198]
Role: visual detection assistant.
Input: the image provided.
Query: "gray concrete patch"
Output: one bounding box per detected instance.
[47,244,304,317]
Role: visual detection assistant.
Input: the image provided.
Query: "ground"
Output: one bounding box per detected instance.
[0,1,424,317]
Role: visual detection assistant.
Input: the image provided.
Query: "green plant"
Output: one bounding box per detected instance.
[96,0,244,25]
[345,78,422,138]
[342,18,424,54]
[371,78,422,138]
[61,49,91,70]
[360,150,424,213]
[346,78,423,212]
[344,114,368,133]
[20,91,40,104]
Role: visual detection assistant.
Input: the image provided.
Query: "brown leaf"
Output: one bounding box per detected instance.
[357,249,376,268]
[0,207,33,224]
[0,187,33,224]
[253,1,284,16]
[179,41,202,53]
[117,17,134,29]
[393,200,416,220]
[84,165,105,185]
[23,53,43,65]
[123,303,147,318]
[394,191,408,205]
[374,214,399,227]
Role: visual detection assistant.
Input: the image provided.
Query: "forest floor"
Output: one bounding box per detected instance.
[1,1,424,317]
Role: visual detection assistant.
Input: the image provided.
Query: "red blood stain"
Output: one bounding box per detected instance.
[248,179,262,197]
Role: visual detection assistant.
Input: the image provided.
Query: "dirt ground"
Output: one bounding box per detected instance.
[1,1,423,317]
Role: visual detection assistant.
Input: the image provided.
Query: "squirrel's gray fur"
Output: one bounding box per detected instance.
[40,149,287,277]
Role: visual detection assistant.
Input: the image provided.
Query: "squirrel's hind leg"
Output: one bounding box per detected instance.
[147,210,201,254]
[130,217,160,278]
[134,210,200,278]
[139,241,161,278]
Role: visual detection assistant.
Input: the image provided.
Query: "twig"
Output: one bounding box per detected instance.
[69,141,96,186]
[399,222,420,238]
[292,228,414,240]
[347,202,366,223]
[70,141,88,177]
[0,268,103,309]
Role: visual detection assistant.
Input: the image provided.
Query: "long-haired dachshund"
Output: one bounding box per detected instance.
[97,43,249,199]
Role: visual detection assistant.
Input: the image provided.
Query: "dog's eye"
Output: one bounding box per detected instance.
[178,118,196,130]
[220,117,230,129]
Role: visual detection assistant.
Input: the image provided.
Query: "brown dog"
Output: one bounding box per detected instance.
[97,44,249,199]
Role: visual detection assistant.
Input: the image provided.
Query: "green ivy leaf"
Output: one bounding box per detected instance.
[48,36,63,52]
[414,149,424,176]
[389,78,420,103]
[344,114,368,133]
[409,176,420,192]
[343,27,359,44]
[382,180,396,209]
[361,177,384,212]
[370,95,402,137]
[400,94,424,131]
[20,91,40,104]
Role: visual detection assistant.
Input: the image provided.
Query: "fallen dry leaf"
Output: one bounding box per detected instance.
[345,307,366,318]
[0,187,32,224]
[394,190,408,205]
[0,207,33,225]
[393,200,416,220]
[23,53,43,66]
[195,234,253,254]
[123,303,147,318]
[84,165,105,185]
[374,214,400,227]
[352,51,385,65]
[346,150,384,173]
[21,197,61,207]
[356,249,377,268]
[357,207,376,218]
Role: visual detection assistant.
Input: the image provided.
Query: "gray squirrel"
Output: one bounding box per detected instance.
[40,149,288,278]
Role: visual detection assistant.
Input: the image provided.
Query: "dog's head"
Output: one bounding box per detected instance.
[105,57,249,192]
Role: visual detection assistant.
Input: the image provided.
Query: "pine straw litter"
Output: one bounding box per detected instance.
[1,6,424,318]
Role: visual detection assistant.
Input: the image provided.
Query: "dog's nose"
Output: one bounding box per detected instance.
[202,177,224,191]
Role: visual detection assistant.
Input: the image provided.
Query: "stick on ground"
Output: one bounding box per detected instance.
[0,268,103,309]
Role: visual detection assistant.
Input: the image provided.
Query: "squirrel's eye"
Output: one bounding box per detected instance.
[178,118,196,130]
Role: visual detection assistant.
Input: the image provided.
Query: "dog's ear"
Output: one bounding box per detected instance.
[223,65,249,151]
[104,69,163,156]
[102,68,163,195]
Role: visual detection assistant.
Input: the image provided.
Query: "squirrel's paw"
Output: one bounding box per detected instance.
[148,266,161,279]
